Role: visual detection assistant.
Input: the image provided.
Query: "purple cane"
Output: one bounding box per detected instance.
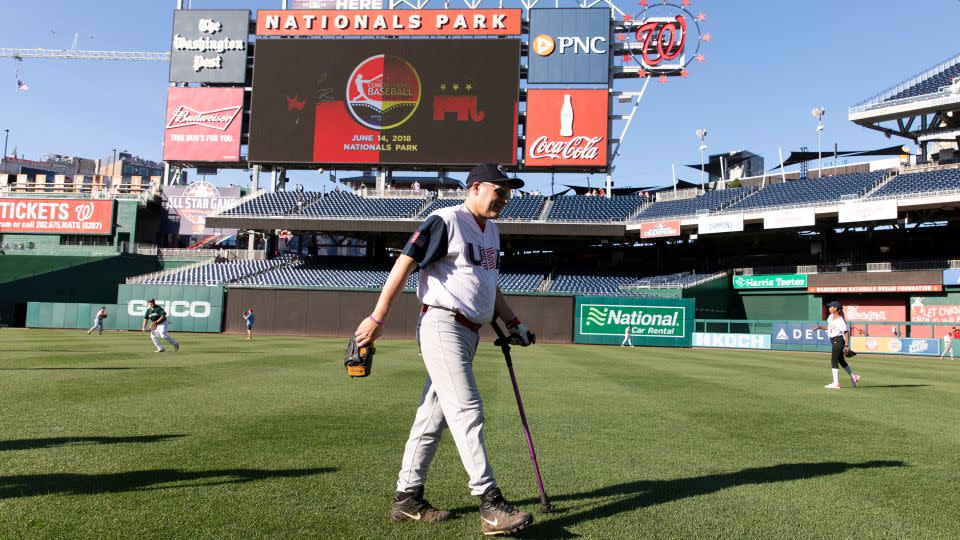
[491,320,554,513]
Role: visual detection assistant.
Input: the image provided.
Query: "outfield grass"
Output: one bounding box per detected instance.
[0,329,957,539]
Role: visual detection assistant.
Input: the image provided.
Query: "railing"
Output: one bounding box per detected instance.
[159,248,264,260]
[655,188,699,202]
[437,189,467,199]
[735,259,952,276]
[359,188,429,198]
[852,52,960,108]
[216,188,265,215]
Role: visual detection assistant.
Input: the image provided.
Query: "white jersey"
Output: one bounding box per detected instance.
[827,313,848,338]
[944,332,953,342]
[94,309,106,321]
[403,204,500,324]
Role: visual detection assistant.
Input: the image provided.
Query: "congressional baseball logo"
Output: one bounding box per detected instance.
[75,202,95,222]
[581,304,685,337]
[346,54,422,130]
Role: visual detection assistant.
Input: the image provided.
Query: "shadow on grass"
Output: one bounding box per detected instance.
[493,460,906,538]
[0,367,135,371]
[0,435,186,452]
[860,384,931,389]
[0,467,335,499]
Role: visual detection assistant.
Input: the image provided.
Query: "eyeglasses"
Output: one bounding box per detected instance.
[480,182,511,201]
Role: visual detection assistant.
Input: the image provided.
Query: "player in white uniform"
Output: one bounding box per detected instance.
[355,164,537,536]
[813,301,860,389]
[940,327,954,359]
[87,306,107,335]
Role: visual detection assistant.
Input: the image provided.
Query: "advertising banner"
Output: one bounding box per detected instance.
[291,0,384,8]
[850,336,940,356]
[163,181,241,235]
[249,39,519,166]
[910,296,960,323]
[527,8,610,84]
[640,220,681,239]
[0,198,114,235]
[694,332,771,350]
[763,207,815,230]
[771,323,831,347]
[574,296,694,347]
[733,274,807,290]
[943,269,960,286]
[808,284,941,294]
[524,89,607,168]
[832,298,906,332]
[837,199,898,224]
[698,214,744,235]
[170,10,250,83]
[116,284,224,333]
[256,9,523,36]
[163,87,244,162]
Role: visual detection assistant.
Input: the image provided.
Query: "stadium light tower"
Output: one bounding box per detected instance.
[3,129,8,160]
[696,129,708,192]
[812,107,826,178]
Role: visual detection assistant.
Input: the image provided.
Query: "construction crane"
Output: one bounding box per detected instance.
[0,33,169,62]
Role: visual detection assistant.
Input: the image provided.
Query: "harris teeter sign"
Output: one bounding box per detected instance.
[574,296,694,347]
[733,274,807,289]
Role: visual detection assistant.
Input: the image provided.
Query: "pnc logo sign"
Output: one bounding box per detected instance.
[533,33,606,56]
[128,300,212,318]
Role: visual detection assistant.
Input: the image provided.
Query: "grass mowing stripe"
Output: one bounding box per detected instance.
[1,329,958,538]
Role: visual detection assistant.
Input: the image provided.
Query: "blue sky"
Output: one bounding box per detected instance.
[1,0,958,194]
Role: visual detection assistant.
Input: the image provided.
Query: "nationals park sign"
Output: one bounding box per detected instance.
[574,296,694,347]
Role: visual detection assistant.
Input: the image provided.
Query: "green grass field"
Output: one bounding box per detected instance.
[1,329,958,539]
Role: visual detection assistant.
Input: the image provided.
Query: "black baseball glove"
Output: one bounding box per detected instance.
[844,348,857,358]
[344,337,375,378]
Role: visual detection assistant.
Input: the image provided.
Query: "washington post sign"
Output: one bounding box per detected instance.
[574,296,694,347]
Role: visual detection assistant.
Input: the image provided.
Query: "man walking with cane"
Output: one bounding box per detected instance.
[354,164,537,536]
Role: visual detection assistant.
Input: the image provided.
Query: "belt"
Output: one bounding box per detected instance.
[421,305,483,333]
[830,336,844,341]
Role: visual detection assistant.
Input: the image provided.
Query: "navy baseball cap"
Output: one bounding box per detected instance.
[466,163,524,189]
[826,301,842,308]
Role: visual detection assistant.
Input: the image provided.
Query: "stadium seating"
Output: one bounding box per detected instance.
[869,167,960,198]
[547,195,645,222]
[140,259,285,285]
[222,191,323,216]
[551,271,715,295]
[417,196,545,221]
[418,198,464,218]
[633,187,753,220]
[626,272,714,288]
[886,61,960,102]
[724,172,884,211]
[498,273,545,292]
[301,192,424,218]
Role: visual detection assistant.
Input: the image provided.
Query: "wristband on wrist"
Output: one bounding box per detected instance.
[368,314,384,325]
[506,317,521,329]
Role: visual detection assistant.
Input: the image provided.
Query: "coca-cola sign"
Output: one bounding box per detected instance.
[164,87,244,162]
[524,89,608,168]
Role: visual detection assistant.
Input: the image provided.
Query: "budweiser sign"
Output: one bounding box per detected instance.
[524,89,608,167]
[166,106,241,131]
[164,87,244,162]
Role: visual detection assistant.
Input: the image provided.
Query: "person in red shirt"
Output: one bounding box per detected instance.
[953,327,960,340]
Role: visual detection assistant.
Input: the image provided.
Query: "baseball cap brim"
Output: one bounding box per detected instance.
[466,163,524,189]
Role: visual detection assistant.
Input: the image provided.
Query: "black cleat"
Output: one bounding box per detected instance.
[479,487,533,536]
[389,486,453,523]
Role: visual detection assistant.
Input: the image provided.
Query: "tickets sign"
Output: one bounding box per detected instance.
[163,87,243,162]
[524,89,608,168]
[0,199,114,235]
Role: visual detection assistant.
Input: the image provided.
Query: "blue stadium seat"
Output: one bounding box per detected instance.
[724,172,884,211]
[547,196,645,222]
[222,191,323,216]
[870,167,960,198]
[634,188,752,220]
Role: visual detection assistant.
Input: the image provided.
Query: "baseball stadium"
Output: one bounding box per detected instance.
[1,1,959,538]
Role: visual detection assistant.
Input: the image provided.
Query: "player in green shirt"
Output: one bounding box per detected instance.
[140,299,180,353]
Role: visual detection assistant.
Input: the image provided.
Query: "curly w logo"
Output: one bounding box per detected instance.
[586,307,608,326]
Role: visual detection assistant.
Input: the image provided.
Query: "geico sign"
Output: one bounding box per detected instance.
[128,300,212,318]
[533,34,606,56]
